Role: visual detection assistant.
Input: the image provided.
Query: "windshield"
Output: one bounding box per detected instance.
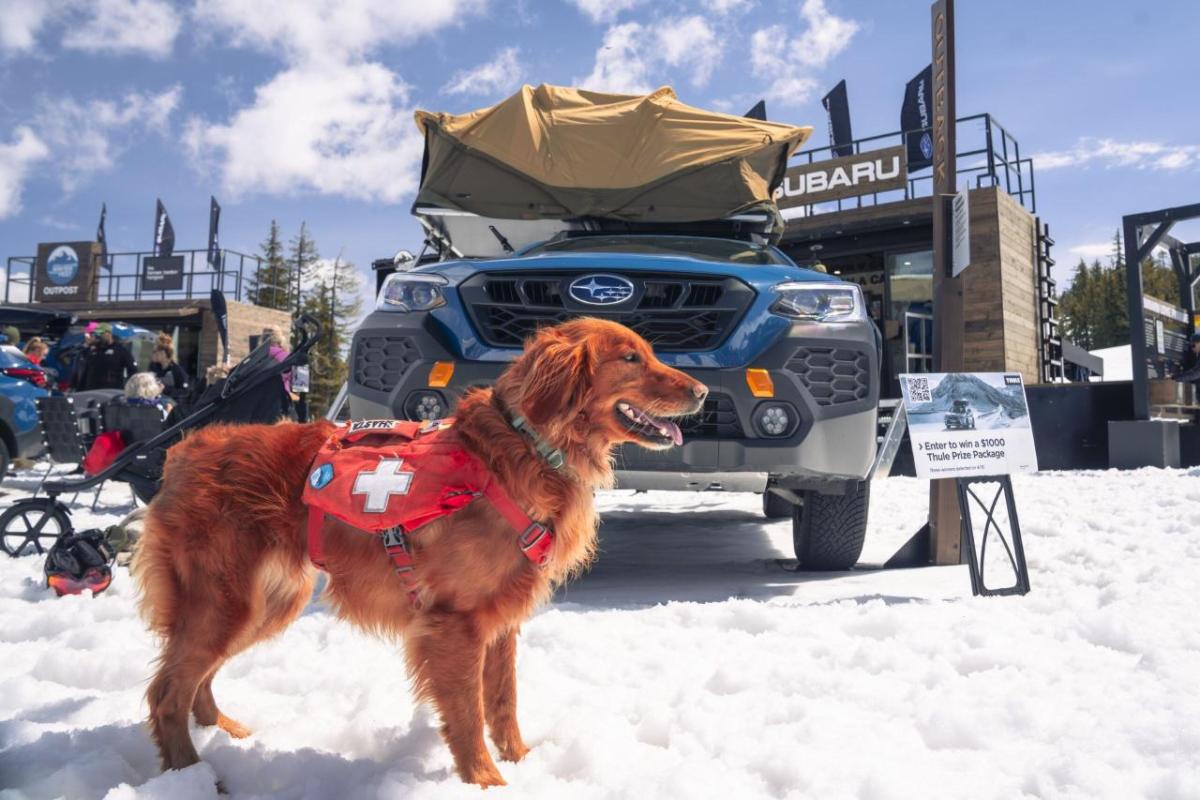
[524,235,792,266]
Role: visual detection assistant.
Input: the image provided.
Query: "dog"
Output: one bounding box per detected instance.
[134,318,707,787]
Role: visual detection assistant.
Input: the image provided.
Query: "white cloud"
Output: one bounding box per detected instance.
[193,0,484,64]
[568,0,643,25]
[34,86,182,192]
[0,0,62,53]
[579,16,722,94]
[0,127,50,219]
[185,61,423,202]
[61,0,180,57]
[1033,138,1200,171]
[1067,242,1115,261]
[702,0,754,13]
[443,47,524,97]
[188,0,483,202]
[750,0,859,106]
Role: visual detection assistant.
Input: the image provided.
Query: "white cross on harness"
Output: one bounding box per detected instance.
[353,458,414,513]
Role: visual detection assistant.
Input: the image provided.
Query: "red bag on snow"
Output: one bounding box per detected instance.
[82,430,125,476]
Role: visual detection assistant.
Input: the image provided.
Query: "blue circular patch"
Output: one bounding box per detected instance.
[45,245,79,285]
[309,463,334,489]
[919,132,933,160]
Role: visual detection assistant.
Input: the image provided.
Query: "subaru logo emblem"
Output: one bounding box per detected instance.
[567,274,634,306]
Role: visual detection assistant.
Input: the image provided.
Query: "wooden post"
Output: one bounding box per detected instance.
[928,0,965,565]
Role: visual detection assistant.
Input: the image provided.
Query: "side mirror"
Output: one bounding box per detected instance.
[393,250,417,271]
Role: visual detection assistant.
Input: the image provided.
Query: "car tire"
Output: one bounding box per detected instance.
[792,481,870,570]
[762,490,794,519]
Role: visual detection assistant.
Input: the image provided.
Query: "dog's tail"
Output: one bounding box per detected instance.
[131,506,182,640]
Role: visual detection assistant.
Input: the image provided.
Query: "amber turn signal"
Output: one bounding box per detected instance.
[428,361,455,388]
[745,368,774,398]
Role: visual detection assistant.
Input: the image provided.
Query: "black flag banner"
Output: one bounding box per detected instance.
[154,198,175,257]
[821,80,853,158]
[207,196,221,274]
[901,65,934,171]
[96,203,110,271]
[210,288,230,364]
[743,99,767,121]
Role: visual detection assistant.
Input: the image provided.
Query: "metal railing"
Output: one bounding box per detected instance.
[787,113,1036,218]
[2,248,285,306]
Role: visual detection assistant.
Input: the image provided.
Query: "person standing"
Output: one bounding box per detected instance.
[23,337,49,365]
[149,343,190,404]
[74,323,137,391]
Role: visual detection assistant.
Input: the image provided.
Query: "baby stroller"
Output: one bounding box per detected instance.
[0,316,321,557]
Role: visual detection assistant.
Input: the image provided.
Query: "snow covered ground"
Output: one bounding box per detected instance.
[1,462,1199,799]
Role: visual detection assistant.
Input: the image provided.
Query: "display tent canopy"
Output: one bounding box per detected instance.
[413,84,811,225]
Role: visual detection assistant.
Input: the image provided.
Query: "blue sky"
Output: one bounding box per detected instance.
[2,0,1198,303]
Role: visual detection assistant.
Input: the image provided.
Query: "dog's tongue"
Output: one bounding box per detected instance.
[662,420,683,446]
[632,406,682,446]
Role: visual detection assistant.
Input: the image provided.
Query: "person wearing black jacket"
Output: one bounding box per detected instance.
[73,323,137,391]
[149,343,190,404]
[1177,333,1200,385]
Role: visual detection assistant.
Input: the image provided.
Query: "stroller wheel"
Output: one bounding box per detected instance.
[0,499,73,558]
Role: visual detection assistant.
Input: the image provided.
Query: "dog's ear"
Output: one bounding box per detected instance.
[519,331,595,427]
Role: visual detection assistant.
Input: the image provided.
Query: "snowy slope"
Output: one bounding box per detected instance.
[1,463,1199,799]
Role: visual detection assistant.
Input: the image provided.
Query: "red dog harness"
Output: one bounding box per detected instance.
[302,419,554,601]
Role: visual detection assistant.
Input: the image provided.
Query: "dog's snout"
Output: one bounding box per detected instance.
[691,383,709,402]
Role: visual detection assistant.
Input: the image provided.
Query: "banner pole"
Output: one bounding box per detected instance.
[928,0,965,566]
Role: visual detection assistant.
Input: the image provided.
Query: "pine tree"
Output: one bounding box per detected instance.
[288,222,321,320]
[1059,259,1094,348]
[249,220,290,310]
[300,255,362,416]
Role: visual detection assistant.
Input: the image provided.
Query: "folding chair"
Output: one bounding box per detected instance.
[34,396,89,501]
[100,403,167,508]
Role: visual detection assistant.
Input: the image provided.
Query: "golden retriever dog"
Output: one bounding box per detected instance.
[134,318,707,787]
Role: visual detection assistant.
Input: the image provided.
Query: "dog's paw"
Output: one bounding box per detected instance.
[462,761,507,788]
[497,740,530,763]
[217,714,252,739]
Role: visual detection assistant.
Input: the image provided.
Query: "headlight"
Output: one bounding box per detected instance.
[376,273,448,312]
[771,282,865,322]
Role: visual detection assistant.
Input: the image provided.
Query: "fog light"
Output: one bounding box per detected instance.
[404,391,446,421]
[755,402,796,437]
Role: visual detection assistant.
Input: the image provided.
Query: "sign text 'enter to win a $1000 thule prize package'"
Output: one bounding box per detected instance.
[898,372,1039,480]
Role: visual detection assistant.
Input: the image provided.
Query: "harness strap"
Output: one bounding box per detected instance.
[482,480,555,566]
[307,505,327,570]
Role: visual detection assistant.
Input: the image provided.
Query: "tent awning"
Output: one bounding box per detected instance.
[413,85,811,225]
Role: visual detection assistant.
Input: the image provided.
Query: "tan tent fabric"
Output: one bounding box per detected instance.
[414,84,811,223]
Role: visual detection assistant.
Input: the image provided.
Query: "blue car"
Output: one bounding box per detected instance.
[349,223,881,569]
[0,345,49,479]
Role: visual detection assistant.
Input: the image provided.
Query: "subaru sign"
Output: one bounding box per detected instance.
[568,274,635,306]
[35,241,99,302]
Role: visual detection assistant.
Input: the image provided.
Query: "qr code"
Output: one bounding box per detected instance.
[906,377,931,403]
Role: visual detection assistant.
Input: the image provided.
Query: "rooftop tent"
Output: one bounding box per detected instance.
[413,85,812,226]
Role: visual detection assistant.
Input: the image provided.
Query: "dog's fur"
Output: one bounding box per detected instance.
[134,318,705,787]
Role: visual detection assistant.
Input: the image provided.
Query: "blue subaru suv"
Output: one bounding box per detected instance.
[349,223,880,569]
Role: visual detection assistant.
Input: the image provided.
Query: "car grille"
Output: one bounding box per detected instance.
[461,272,753,351]
[353,335,420,392]
[785,347,871,406]
[679,392,742,438]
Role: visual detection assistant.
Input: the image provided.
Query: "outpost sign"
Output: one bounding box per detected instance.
[34,241,99,303]
[775,145,907,208]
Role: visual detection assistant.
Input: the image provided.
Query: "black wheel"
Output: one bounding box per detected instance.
[0,499,73,558]
[762,490,795,519]
[792,481,870,570]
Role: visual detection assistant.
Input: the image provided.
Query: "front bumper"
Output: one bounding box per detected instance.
[348,310,879,488]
